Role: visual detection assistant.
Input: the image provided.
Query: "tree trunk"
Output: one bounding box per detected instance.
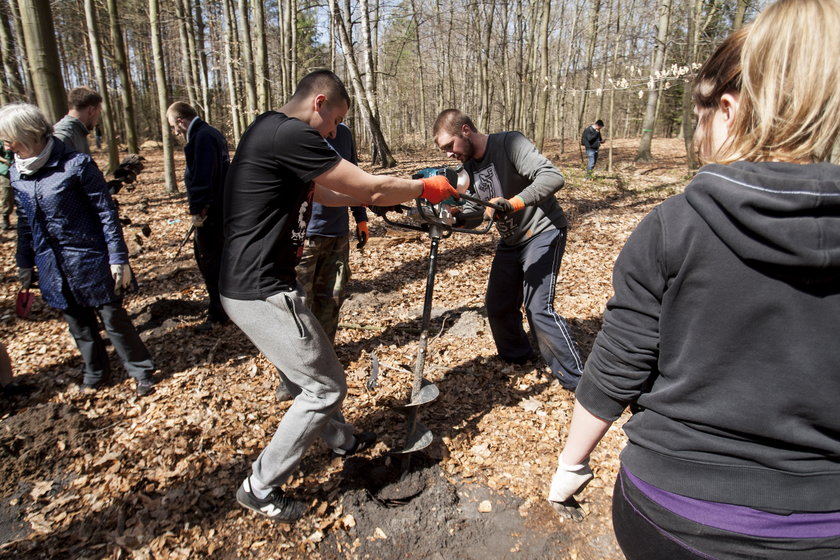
[236,0,258,120]
[557,0,582,155]
[733,0,749,30]
[18,0,65,123]
[193,0,211,123]
[0,1,25,104]
[577,0,601,132]
[250,0,269,112]
[148,0,177,193]
[682,0,700,169]
[359,0,383,162]
[174,0,198,108]
[409,0,426,143]
[607,0,623,172]
[83,0,119,172]
[333,0,395,168]
[222,0,241,141]
[7,0,34,102]
[533,0,551,151]
[635,0,671,162]
[105,0,138,154]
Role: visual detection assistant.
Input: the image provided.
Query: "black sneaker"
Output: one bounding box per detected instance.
[136,379,155,396]
[236,478,306,523]
[332,431,377,457]
[499,351,539,365]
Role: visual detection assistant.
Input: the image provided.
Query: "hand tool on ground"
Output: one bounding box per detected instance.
[173,223,196,259]
[379,165,502,472]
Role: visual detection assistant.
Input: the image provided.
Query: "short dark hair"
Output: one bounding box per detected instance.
[432,109,478,139]
[68,87,102,111]
[292,70,351,109]
[595,119,604,127]
[166,101,198,121]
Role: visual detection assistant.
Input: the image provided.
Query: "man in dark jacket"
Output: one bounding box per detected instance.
[166,102,230,330]
[580,119,604,179]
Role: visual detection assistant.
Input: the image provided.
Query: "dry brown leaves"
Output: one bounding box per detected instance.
[0,138,688,559]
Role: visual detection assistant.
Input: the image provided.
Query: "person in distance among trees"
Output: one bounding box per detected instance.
[53,86,102,155]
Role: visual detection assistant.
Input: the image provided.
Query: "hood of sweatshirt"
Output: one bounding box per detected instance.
[685,161,840,277]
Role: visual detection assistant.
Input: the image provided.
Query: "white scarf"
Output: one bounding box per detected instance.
[15,137,55,177]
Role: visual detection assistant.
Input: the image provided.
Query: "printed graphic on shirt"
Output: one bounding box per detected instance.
[472,164,502,201]
[472,163,516,239]
[291,189,314,261]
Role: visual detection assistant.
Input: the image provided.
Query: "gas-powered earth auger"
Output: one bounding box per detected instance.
[379,165,503,473]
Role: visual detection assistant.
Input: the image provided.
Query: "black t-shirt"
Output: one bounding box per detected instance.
[220,111,341,300]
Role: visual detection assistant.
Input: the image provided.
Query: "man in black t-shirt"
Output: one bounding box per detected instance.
[221,70,458,524]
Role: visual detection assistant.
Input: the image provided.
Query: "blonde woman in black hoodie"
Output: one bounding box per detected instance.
[548,1,840,558]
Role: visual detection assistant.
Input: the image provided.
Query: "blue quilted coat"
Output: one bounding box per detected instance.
[13,139,128,309]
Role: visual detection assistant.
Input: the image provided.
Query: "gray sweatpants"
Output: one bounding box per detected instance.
[222,289,355,493]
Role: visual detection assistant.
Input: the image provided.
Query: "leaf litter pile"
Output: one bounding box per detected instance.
[0,139,688,559]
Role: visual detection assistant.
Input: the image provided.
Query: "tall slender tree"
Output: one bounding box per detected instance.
[83,0,119,172]
[333,0,395,167]
[237,0,258,119]
[18,0,64,122]
[636,0,672,161]
[105,0,139,153]
[533,0,551,151]
[148,0,177,192]
[0,2,25,104]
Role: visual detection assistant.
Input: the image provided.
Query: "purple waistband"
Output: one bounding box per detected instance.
[624,468,840,539]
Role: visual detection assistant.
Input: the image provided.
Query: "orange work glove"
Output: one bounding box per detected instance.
[420,175,459,204]
[485,195,525,219]
[355,221,369,250]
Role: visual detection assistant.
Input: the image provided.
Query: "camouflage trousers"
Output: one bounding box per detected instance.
[296,234,351,343]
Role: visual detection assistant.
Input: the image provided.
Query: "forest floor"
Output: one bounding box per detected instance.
[0,137,690,560]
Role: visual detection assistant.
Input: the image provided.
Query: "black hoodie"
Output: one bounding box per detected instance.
[577,161,840,513]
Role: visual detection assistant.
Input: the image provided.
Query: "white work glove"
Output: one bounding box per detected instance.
[191,213,207,227]
[110,264,132,294]
[548,455,593,521]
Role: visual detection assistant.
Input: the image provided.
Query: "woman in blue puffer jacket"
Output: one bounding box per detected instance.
[0,103,155,396]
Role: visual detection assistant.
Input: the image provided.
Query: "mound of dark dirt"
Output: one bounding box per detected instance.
[0,403,97,495]
[317,455,611,560]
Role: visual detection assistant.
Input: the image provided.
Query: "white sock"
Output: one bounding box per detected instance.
[247,476,272,500]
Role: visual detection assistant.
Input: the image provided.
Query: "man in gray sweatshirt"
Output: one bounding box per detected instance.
[433,109,583,391]
[53,87,102,155]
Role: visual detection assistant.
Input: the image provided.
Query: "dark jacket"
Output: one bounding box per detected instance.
[184,119,230,224]
[307,123,367,237]
[581,125,603,150]
[578,161,840,513]
[13,140,128,309]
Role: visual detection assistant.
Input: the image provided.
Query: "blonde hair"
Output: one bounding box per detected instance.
[0,103,53,154]
[724,0,840,163]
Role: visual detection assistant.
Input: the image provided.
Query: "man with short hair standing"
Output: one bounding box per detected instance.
[166,101,230,330]
[54,86,102,155]
[220,69,458,523]
[433,108,584,392]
